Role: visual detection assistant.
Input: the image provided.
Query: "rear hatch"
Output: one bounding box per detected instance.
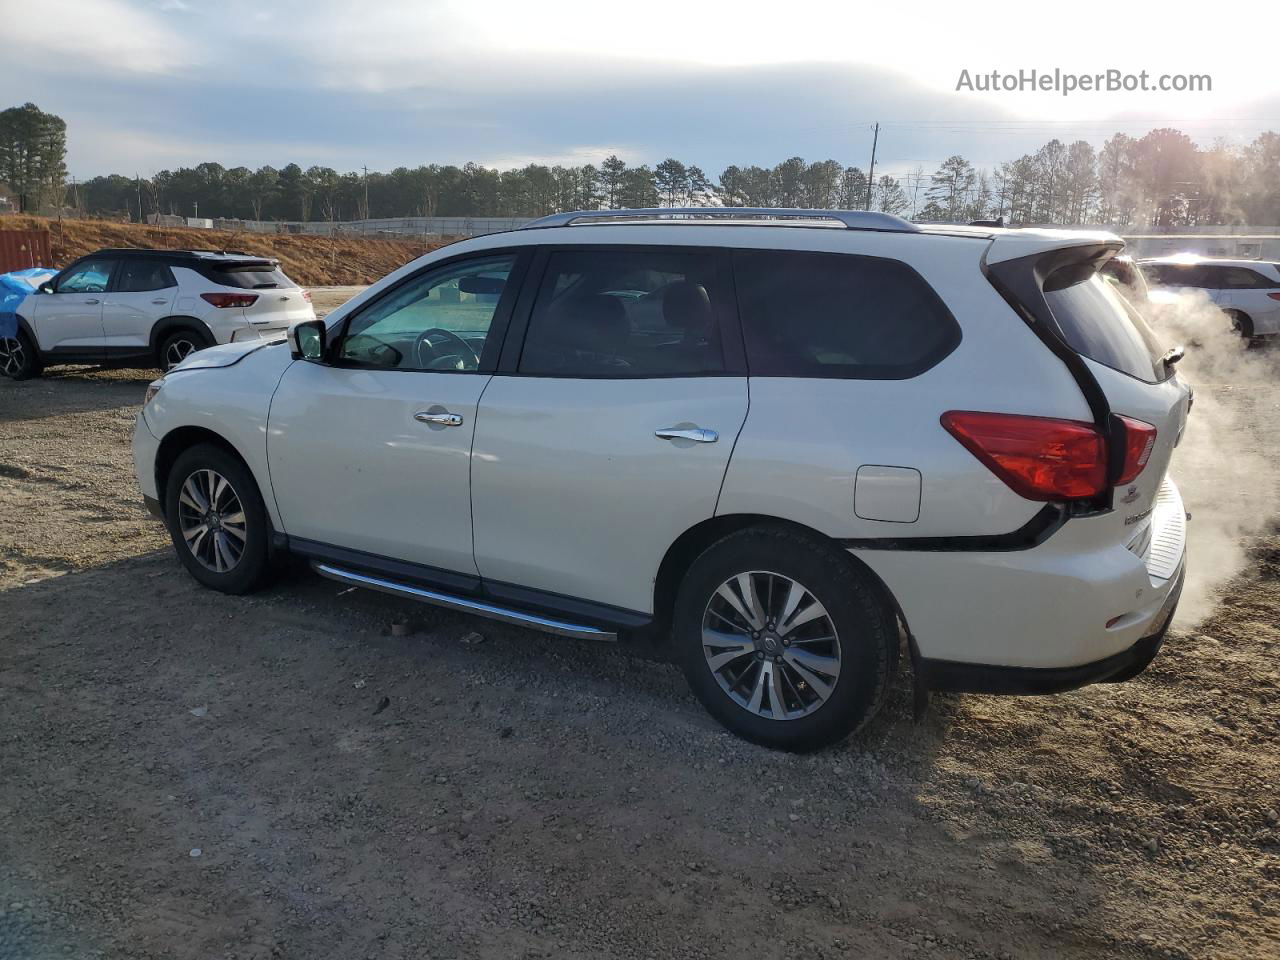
[202,259,315,329]
[986,239,1191,576]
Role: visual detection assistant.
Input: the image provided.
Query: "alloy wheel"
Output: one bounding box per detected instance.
[0,337,26,377]
[177,468,247,573]
[701,570,842,721]
[165,338,198,370]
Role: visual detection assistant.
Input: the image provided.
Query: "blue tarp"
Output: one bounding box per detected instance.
[0,267,56,339]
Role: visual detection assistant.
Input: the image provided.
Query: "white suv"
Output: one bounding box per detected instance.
[132,209,1190,750]
[0,248,315,379]
[1141,256,1280,340]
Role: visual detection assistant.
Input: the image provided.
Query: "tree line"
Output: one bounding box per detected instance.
[5,102,1280,227]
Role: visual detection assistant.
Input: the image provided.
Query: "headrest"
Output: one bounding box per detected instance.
[662,281,713,332]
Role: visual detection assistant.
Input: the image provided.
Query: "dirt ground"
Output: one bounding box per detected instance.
[1,217,448,286]
[1,358,1278,960]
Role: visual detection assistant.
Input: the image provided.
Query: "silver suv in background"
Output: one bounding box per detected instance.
[0,248,315,380]
[1141,256,1280,341]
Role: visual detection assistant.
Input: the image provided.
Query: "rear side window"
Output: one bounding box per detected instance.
[1044,274,1170,383]
[204,263,294,290]
[116,260,175,292]
[733,250,960,379]
[1219,267,1275,289]
[519,249,725,377]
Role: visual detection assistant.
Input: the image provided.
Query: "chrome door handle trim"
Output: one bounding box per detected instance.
[655,427,718,443]
[414,411,464,426]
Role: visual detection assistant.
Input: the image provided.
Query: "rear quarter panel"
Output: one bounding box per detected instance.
[717,233,1093,538]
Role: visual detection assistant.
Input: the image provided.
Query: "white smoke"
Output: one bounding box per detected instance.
[1148,289,1280,626]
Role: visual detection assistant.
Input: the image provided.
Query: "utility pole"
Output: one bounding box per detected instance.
[864,122,879,211]
[136,174,143,224]
[363,165,369,220]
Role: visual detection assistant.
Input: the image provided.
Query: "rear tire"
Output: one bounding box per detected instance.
[674,525,898,751]
[0,329,42,380]
[158,327,212,371]
[164,443,272,595]
[1228,311,1256,344]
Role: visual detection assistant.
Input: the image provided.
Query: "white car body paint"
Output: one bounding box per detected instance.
[136,218,1190,676]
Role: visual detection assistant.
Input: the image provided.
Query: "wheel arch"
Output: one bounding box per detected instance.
[154,425,252,514]
[150,316,214,361]
[652,513,907,636]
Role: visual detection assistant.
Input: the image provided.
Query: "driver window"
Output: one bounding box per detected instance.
[56,258,117,294]
[338,255,516,371]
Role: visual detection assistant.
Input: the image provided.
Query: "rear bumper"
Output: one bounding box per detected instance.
[917,563,1183,694]
[853,478,1188,674]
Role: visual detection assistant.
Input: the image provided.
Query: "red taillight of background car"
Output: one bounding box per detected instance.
[301,288,313,303]
[200,292,259,308]
[1115,415,1158,484]
[1268,292,1280,301]
[941,411,1107,501]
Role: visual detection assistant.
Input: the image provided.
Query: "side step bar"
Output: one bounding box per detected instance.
[311,562,618,642]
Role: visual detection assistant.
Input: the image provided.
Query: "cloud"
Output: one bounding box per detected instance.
[6,0,194,75]
[2,0,1277,179]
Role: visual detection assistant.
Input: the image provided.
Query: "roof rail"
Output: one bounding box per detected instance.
[520,207,920,233]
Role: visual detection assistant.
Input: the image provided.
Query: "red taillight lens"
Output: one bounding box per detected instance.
[1268,292,1280,301]
[941,411,1107,501]
[302,288,313,303]
[200,292,258,308]
[1116,416,1157,484]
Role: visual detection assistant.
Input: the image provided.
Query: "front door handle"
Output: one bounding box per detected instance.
[151,298,169,305]
[84,298,100,304]
[414,411,464,427]
[655,427,718,443]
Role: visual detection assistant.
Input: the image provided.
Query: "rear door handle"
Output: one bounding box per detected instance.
[151,298,169,305]
[84,298,100,304]
[414,411,464,427]
[655,427,718,443]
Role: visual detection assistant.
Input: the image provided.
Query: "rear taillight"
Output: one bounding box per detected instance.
[1115,416,1157,484]
[301,289,313,303]
[941,411,1106,501]
[1268,292,1280,301]
[201,292,258,308]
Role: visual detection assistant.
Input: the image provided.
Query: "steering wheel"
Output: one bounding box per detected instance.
[415,327,480,370]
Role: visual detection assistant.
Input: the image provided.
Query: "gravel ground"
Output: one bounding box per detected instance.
[1,361,1277,960]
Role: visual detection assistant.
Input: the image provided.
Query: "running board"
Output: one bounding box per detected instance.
[311,562,618,642]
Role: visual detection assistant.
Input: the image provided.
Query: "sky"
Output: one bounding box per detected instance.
[3,0,1278,183]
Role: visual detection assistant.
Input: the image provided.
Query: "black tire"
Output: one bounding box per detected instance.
[1228,311,1256,344]
[164,443,272,595]
[0,329,43,380]
[674,525,898,751]
[158,327,212,371]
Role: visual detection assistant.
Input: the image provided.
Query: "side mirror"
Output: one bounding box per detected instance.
[38,281,54,294]
[288,319,328,362]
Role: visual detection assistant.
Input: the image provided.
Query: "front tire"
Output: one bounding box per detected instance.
[164,444,271,594]
[0,330,42,380]
[675,526,898,751]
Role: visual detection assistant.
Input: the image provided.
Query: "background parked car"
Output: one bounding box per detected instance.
[1140,256,1280,341]
[0,248,315,380]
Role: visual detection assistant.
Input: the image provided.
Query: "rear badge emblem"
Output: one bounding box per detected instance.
[1120,485,1140,504]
